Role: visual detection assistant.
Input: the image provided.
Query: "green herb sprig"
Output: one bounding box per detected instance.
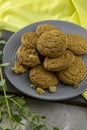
[0,40,60,130]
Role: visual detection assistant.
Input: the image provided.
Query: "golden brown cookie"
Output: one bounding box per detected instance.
[36,24,58,36]
[29,65,59,88]
[21,32,38,49]
[17,45,40,67]
[37,29,67,58]
[56,56,87,87]
[44,50,75,71]
[12,60,27,73]
[66,34,87,54]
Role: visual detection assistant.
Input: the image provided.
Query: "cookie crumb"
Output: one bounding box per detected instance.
[49,86,56,93]
[12,61,26,73]
[36,87,45,95]
[30,84,37,89]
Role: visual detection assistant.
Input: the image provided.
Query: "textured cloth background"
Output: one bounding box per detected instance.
[0,0,87,99]
[0,0,87,32]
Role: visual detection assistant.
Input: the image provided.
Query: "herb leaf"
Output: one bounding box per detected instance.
[0,50,2,56]
[0,40,6,44]
[53,127,60,130]
[0,63,9,67]
[0,79,5,86]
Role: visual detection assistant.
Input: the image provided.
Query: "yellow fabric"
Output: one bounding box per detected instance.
[0,0,87,99]
[0,0,87,32]
[82,92,87,100]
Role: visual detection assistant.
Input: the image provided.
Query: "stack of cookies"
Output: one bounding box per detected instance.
[12,24,87,95]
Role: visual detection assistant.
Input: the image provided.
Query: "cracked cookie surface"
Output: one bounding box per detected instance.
[17,45,40,67]
[44,50,75,72]
[36,24,58,36]
[29,65,59,88]
[21,32,38,49]
[66,34,87,54]
[56,56,87,87]
[37,29,67,58]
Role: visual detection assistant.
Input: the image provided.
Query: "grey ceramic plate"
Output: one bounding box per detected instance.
[3,20,87,101]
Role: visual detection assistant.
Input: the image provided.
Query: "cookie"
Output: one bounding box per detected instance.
[44,50,75,71]
[17,45,40,67]
[37,29,67,58]
[12,60,27,73]
[66,34,87,54]
[36,24,58,36]
[56,56,87,87]
[21,32,38,49]
[29,65,59,88]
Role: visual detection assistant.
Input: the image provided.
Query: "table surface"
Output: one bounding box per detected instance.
[25,99,87,130]
[0,30,87,130]
[1,98,87,130]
